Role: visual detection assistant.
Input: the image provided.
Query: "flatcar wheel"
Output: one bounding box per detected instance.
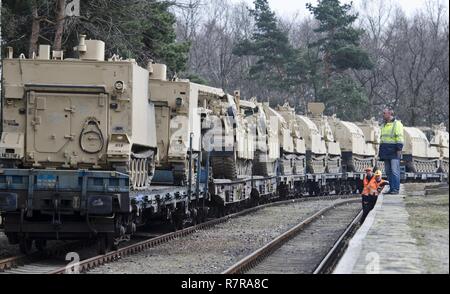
[97,235,107,255]
[218,207,225,218]
[308,185,315,197]
[346,184,352,195]
[176,218,185,231]
[171,213,185,232]
[19,238,33,255]
[196,211,203,224]
[109,235,119,252]
[200,207,208,223]
[35,239,47,252]
[111,243,119,251]
[191,208,198,226]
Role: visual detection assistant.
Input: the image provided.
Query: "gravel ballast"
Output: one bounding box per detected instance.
[247,202,361,274]
[90,198,357,274]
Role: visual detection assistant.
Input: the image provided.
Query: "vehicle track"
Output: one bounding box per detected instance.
[223,200,361,274]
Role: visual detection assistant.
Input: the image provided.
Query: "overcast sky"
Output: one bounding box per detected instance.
[230,0,449,18]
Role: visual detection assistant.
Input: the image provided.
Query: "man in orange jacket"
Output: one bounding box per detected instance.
[360,168,389,224]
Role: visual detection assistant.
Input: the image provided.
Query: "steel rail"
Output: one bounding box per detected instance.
[222,199,360,274]
[0,241,89,272]
[0,255,30,272]
[48,194,358,274]
[313,210,363,274]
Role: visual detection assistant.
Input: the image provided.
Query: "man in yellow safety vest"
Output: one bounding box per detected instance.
[379,108,404,194]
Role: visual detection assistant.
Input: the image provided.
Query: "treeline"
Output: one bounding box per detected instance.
[1,0,449,126]
[176,0,449,125]
[1,0,190,74]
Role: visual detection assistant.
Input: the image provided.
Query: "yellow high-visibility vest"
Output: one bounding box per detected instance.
[381,120,404,144]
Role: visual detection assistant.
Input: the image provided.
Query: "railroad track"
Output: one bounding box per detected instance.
[313,210,362,274]
[222,199,362,274]
[0,241,91,274]
[46,194,359,274]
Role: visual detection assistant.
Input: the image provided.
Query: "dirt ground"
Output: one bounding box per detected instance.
[405,184,449,274]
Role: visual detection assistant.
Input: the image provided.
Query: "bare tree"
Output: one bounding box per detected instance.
[54,0,66,51]
[29,0,42,57]
[175,0,449,125]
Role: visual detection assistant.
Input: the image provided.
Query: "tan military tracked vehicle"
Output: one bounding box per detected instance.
[328,116,376,173]
[295,114,328,174]
[149,69,254,183]
[0,36,157,190]
[149,67,227,184]
[239,99,278,177]
[307,103,342,174]
[275,104,307,175]
[261,103,298,176]
[205,91,254,180]
[356,118,384,172]
[428,124,449,174]
[403,127,441,173]
[277,104,327,174]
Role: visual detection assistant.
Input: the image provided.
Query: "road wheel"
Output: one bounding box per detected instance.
[35,240,47,252]
[19,238,33,255]
[97,235,107,255]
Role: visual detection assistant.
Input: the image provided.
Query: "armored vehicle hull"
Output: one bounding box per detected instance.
[206,92,254,180]
[403,127,441,173]
[328,118,376,173]
[0,38,157,253]
[150,73,254,184]
[275,104,307,176]
[307,103,342,174]
[240,99,278,177]
[429,125,449,174]
[296,115,328,174]
[0,42,157,191]
[357,119,385,173]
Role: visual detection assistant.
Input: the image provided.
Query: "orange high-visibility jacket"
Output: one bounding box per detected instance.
[362,176,388,197]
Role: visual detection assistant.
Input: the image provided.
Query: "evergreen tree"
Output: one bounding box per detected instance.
[233,0,296,90]
[306,0,373,120]
[1,0,190,75]
[142,1,191,75]
[2,0,41,56]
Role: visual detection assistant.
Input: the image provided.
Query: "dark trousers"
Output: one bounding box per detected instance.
[361,195,378,224]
